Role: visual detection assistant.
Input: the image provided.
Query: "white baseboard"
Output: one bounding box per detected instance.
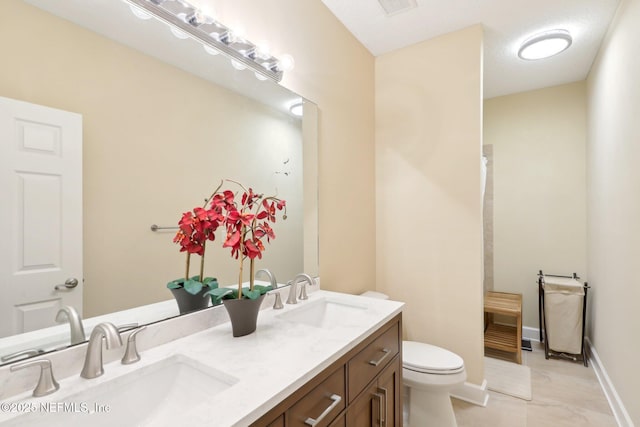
[586,338,635,427]
[451,379,489,407]
[522,326,541,342]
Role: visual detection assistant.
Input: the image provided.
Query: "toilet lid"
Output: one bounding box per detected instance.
[403,341,465,374]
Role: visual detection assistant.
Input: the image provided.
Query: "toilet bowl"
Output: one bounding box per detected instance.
[403,341,466,427]
[360,291,466,427]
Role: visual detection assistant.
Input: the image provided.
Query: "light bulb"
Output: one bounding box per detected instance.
[200,5,216,20]
[278,54,295,71]
[254,72,268,81]
[188,10,213,26]
[129,4,152,20]
[255,41,271,60]
[231,60,246,71]
[170,27,189,40]
[204,45,220,55]
[228,25,246,43]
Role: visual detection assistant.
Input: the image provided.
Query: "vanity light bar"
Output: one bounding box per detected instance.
[124,0,285,82]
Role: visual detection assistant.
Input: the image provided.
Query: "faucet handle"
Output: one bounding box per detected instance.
[299,283,309,300]
[1,348,45,363]
[10,359,59,397]
[286,280,297,305]
[121,326,146,365]
[269,291,284,310]
[117,323,139,332]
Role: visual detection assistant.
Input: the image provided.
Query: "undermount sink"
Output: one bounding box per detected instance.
[277,298,369,329]
[5,354,237,427]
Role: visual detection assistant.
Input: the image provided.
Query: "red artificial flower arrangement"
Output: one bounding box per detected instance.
[168,180,286,301]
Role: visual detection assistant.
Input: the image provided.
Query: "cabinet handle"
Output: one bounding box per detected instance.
[369,348,391,366]
[373,392,384,427]
[377,387,388,427]
[304,393,342,426]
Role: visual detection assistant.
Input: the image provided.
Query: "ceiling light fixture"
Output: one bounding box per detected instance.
[518,29,572,60]
[129,4,152,20]
[123,0,292,82]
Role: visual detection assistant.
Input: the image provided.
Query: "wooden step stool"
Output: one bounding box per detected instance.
[484,291,522,364]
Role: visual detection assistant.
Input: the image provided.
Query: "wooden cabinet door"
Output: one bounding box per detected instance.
[346,356,402,427]
[378,356,402,427]
[329,413,346,427]
[346,381,381,427]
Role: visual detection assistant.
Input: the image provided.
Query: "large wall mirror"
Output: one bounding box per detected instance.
[0,0,318,365]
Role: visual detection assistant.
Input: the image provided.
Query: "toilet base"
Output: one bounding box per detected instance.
[408,387,458,427]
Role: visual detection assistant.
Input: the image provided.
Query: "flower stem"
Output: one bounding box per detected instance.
[203,180,225,207]
[226,179,249,194]
[237,254,243,299]
[250,258,255,292]
[199,241,206,283]
[185,252,191,281]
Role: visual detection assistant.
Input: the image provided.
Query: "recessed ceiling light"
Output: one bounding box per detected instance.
[518,30,572,60]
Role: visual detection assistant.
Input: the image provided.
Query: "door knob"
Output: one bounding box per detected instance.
[54,278,79,291]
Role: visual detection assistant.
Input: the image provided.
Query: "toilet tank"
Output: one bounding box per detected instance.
[360,291,389,300]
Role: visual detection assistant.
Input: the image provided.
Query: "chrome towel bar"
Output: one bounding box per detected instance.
[150,224,179,232]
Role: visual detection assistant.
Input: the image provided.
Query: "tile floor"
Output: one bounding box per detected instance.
[452,343,618,427]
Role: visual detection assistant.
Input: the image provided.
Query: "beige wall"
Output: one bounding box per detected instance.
[375,26,485,384]
[587,0,640,423]
[204,0,376,295]
[484,82,587,328]
[1,1,305,317]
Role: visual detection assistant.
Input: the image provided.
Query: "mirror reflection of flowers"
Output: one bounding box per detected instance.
[167,200,223,296]
[169,179,286,302]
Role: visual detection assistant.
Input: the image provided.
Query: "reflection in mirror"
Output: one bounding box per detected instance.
[0,0,318,365]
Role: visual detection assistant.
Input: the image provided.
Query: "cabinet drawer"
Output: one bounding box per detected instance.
[287,365,346,427]
[348,322,399,403]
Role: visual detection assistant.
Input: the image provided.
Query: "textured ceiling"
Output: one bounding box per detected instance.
[321,0,621,98]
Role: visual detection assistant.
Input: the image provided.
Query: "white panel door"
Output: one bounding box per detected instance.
[0,96,82,338]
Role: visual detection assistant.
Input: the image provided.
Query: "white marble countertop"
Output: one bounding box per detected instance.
[0,290,403,426]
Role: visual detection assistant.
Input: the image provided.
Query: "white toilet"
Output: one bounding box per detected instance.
[361,292,466,427]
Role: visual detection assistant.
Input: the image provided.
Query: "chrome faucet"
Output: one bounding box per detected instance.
[255,268,278,289]
[287,273,315,304]
[80,322,122,379]
[55,306,86,345]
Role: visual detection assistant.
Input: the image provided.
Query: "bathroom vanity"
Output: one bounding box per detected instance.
[0,290,403,426]
[253,313,402,426]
